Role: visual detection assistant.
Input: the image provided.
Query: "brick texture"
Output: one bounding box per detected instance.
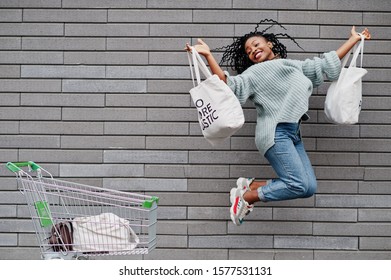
[0,1,390,260]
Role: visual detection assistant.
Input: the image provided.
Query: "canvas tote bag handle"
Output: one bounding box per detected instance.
[187,47,212,86]
[340,33,365,69]
[349,33,365,68]
[335,33,365,89]
[120,219,140,250]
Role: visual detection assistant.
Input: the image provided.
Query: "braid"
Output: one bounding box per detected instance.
[215,19,304,74]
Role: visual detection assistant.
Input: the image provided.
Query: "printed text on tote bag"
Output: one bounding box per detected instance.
[195,98,219,130]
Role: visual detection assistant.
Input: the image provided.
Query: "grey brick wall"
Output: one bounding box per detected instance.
[0,0,390,260]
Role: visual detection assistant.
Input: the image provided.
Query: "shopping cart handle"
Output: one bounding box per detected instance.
[142,196,159,208]
[6,161,42,173]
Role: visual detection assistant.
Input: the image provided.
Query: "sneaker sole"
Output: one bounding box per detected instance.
[230,187,237,204]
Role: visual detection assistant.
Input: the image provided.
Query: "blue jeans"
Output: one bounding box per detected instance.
[258,122,317,202]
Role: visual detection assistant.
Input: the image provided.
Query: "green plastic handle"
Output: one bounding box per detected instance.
[142,196,159,209]
[6,161,42,173]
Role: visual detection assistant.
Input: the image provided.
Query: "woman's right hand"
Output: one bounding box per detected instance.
[185,38,211,57]
[185,38,226,83]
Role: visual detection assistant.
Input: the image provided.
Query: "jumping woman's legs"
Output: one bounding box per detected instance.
[230,122,317,224]
[257,122,317,202]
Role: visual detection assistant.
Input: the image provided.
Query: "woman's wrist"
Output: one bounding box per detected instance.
[350,34,360,43]
[203,51,212,59]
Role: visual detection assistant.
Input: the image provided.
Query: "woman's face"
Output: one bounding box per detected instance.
[244,36,275,64]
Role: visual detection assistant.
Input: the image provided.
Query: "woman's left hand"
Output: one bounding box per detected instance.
[336,26,372,59]
[351,26,371,41]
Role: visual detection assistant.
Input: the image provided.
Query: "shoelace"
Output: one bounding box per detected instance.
[241,186,254,215]
[236,198,251,221]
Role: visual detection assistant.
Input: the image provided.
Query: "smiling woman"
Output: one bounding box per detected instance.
[185,19,372,226]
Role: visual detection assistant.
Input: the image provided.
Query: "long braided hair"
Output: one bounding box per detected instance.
[216,19,304,74]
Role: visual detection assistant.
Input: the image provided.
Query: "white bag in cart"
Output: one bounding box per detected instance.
[324,33,368,124]
[187,47,245,145]
[73,213,139,252]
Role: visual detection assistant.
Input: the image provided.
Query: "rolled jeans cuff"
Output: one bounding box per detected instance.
[257,179,273,202]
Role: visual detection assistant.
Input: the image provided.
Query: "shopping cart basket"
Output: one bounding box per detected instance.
[6,161,159,260]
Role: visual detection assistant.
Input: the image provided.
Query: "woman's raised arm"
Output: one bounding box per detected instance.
[336,26,371,60]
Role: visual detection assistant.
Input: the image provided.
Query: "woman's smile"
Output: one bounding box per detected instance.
[254,50,263,60]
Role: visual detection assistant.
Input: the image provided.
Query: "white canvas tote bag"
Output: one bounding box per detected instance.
[324,34,367,124]
[187,47,245,145]
[72,213,139,252]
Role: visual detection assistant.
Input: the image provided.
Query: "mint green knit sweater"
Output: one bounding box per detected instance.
[225,51,341,155]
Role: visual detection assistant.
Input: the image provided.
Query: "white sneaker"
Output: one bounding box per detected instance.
[230,177,255,213]
[230,187,252,225]
[236,177,255,193]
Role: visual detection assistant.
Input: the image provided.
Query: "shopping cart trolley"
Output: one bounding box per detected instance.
[6,161,159,260]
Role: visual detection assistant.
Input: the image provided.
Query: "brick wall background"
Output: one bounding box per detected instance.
[0,0,390,260]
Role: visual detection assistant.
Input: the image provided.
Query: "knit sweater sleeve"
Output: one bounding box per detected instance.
[301,51,341,87]
[224,71,253,105]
